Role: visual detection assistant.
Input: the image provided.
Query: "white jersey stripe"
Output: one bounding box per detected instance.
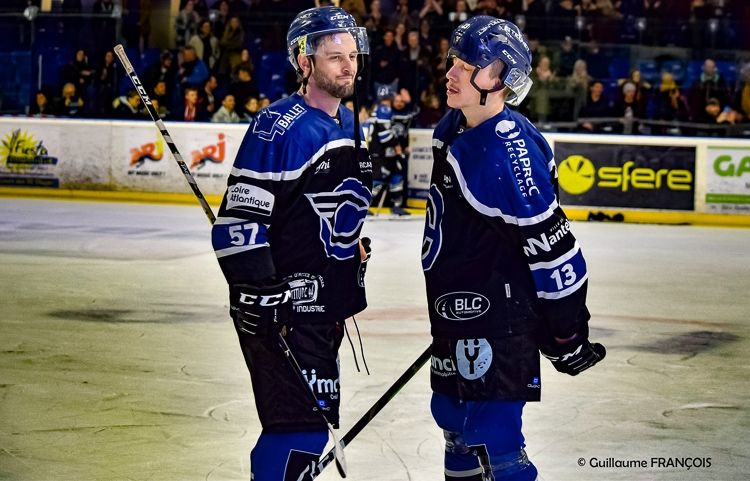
[214,243,268,259]
[230,138,365,182]
[528,242,581,270]
[536,272,588,299]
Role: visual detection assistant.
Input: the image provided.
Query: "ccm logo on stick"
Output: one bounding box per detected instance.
[435,292,490,321]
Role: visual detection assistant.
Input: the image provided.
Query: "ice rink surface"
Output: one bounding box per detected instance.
[1,198,749,481]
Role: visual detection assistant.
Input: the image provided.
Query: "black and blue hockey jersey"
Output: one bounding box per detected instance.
[368,104,399,160]
[422,107,589,341]
[212,92,373,323]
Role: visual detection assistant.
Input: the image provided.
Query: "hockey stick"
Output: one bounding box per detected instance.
[278,333,348,477]
[296,344,432,480]
[114,44,348,477]
[113,45,215,225]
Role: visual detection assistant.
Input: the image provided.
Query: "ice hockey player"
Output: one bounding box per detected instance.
[368,84,410,215]
[421,16,606,481]
[210,6,372,480]
[391,89,418,208]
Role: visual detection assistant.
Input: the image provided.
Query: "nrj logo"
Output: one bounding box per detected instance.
[129,139,164,167]
[191,133,226,169]
[1,129,58,173]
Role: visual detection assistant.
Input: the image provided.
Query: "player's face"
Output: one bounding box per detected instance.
[310,33,359,99]
[445,57,496,110]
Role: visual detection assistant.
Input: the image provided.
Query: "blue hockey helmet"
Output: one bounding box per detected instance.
[376,84,395,102]
[287,7,370,72]
[447,15,533,106]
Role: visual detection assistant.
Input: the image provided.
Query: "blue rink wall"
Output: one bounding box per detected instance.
[2,117,750,227]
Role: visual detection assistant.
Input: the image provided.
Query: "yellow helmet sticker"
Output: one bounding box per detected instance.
[299,35,308,56]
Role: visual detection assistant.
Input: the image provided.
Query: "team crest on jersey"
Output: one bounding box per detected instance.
[252,104,307,142]
[306,178,371,260]
[495,120,520,139]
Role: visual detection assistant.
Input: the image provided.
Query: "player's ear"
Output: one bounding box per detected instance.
[298,55,311,75]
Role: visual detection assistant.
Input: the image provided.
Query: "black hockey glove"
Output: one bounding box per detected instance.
[230,281,293,338]
[541,336,606,376]
[357,237,372,288]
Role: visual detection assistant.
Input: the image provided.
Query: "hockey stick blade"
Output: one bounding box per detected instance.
[296,345,432,480]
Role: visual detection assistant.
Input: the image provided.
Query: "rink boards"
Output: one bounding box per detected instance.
[1,116,749,227]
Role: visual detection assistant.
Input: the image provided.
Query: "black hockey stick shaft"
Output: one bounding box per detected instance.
[299,344,432,480]
[113,45,216,225]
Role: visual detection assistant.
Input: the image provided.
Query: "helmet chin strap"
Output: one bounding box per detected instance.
[470,66,504,106]
[299,55,316,95]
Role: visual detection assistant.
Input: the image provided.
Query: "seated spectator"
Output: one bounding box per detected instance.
[189,20,220,72]
[654,86,691,135]
[230,49,255,83]
[57,83,85,118]
[143,50,175,96]
[112,90,145,119]
[688,59,730,118]
[695,97,733,136]
[60,49,92,93]
[363,0,387,47]
[578,79,614,132]
[200,75,219,116]
[175,0,201,48]
[229,66,259,116]
[619,69,651,115]
[176,45,209,89]
[151,98,169,119]
[173,87,209,121]
[613,81,645,134]
[259,95,271,109]
[150,80,170,110]
[242,96,261,122]
[211,94,241,123]
[29,87,56,116]
[730,65,750,123]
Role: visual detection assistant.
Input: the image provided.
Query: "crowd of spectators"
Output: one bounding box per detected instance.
[9,0,750,136]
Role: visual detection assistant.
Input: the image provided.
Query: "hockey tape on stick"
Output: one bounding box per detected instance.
[113,44,216,225]
[295,345,432,480]
[277,333,348,477]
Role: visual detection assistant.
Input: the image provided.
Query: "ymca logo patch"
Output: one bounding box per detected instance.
[306,178,371,260]
[455,339,492,380]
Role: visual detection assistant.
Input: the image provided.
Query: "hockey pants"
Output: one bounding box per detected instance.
[250,430,328,480]
[431,392,538,481]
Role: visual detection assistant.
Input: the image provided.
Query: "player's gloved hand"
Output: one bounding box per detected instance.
[541,335,606,376]
[357,237,372,287]
[230,281,293,338]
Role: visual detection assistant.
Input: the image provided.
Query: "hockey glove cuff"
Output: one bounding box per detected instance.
[230,281,294,338]
[541,335,606,376]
